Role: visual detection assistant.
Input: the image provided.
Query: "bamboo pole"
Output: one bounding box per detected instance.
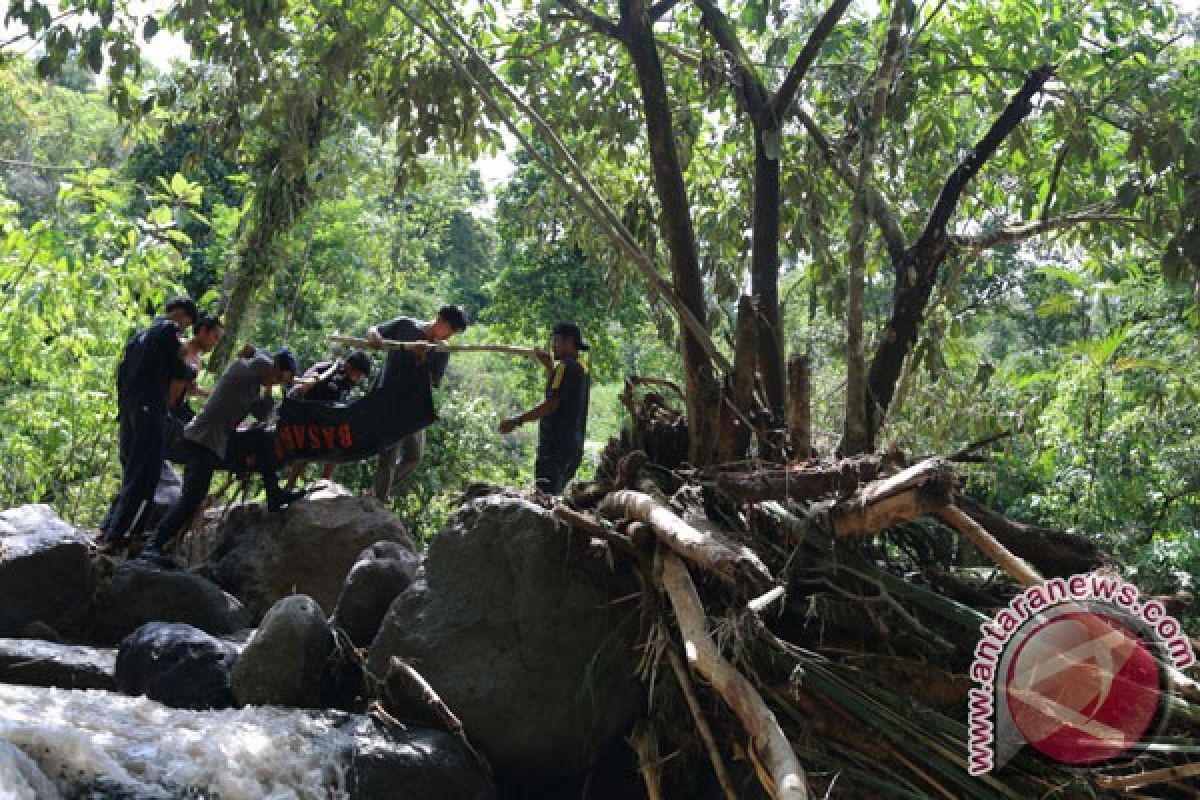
[665,646,739,800]
[932,504,1043,588]
[657,550,808,800]
[328,334,543,360]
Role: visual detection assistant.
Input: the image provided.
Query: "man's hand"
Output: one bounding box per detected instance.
[238,343,257,359]
[366,328,384,350]
[534,349,554,370]
[498,416,521,435]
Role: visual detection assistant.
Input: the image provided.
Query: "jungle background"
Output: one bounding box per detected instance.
[1,0,1198,627]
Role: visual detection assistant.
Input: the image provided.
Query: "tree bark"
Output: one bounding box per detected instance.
[716,455,882,504]
[954,494,1109,577]
[620,0,720,464]
[718,295,759,461]
[752,134,786,425]
[787,353,814,457]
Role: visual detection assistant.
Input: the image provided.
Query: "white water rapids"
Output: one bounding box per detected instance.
[0,682,352,799]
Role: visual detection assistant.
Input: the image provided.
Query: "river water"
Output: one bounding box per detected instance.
[0,682,352,799]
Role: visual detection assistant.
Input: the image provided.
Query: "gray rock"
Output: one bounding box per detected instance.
[115,622,237,710]
[91,560,252,646]
[0,638,115,691]
[367,495,641,779]
[232,594,332,707]
[187,484,416,620]
[330,540,421,647]
[342,716,494,800]
[0,504,95,637]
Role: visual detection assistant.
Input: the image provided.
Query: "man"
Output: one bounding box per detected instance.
[98,296,198,552]
[164,313,224,463]
[284,350,372,488]
[499,322,591,494]
[366,304,468,499]
[142,347,303,563]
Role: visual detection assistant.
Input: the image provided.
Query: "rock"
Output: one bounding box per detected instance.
[0,638,115,691]
[90,560,252,646]
[330,541,421,647]
[187,484,416,620]
[367,495,642,779]
[231,594,332,708]
[0,504,95,637]
[343,717,494,800]
[115,622,237,710]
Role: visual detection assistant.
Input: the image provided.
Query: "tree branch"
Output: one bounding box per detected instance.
[949,207,1146,252]
[692,0,769,115]
[648,0,683,22]
[913,64,1055,253]
[793,107,907,261]
[556,0,621,38]
[768,0,854,122]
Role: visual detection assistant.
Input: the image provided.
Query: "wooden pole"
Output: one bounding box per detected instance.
[657,550,808,800]
[600,489,773,589]
[328,334,544,360]
[787,354,813,457]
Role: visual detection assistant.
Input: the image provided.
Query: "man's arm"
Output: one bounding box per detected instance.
[498,395,560,434]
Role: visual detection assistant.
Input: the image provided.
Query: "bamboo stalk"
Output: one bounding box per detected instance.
[329,334,543,360]
[932,504,1043,588]
[657,550,808,800]
[629,721,664,800]
[665,646,739,800]
[1094,762,1200,791]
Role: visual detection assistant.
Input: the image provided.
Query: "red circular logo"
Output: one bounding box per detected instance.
[1005,610,1161,764]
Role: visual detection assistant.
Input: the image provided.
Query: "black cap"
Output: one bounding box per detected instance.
[552,322,589,351]
[274,348,298,376]
[345,350,372,376]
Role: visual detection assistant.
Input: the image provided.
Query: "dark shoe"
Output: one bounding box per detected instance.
[138,545,181,570]
[93,533,126,555]
[267,488,307,513]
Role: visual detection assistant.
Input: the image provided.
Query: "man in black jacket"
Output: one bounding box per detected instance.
[98,296,198,552]
[284,350,372,488]
[499,322,591,494]
[366,304,468,499]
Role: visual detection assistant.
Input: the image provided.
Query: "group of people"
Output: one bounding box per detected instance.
[95,298,591,562]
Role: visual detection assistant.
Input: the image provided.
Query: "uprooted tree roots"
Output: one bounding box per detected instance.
[554,442,1200,799]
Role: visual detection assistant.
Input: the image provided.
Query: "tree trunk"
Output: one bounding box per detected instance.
[787,353,813,457]
[752,131,786,427]
[718,295,758,461]
[620,0,720,465]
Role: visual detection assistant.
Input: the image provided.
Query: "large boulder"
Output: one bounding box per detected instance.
[0,504,95,637]
[188,484,416,620]
[231,594,333,708]
[115,622,237,710]
[330,541,421,647]
[90,560,252,646]
[0,638,115,691]
[367,495,642,779]
[343,717,494,800]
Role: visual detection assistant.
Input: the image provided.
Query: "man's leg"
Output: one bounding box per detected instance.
[147,443,219,554]
[229,428,303,511]
[105,405,166,544]
[99,406,134,535]
[391,430,425,484]
[534,442,567,495]
[373,442,400,499]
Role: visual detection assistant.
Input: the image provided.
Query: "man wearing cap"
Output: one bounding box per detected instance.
[142,347,303,563]
[98,295,198,552]
[283,350,372,488]
[499,322,591,494]
[365,304,469,499]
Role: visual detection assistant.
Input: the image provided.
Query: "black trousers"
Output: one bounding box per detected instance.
[105,404,166,541]
[534,439,583,495]
[151,429,283,550]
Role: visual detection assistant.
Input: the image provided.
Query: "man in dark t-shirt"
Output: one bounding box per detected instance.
[365,304,468,499]
[284,351,372,488]
[98,296,198,551]
[499,322,591,494]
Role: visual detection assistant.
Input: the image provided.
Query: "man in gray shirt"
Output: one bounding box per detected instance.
[142,348,301,562]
